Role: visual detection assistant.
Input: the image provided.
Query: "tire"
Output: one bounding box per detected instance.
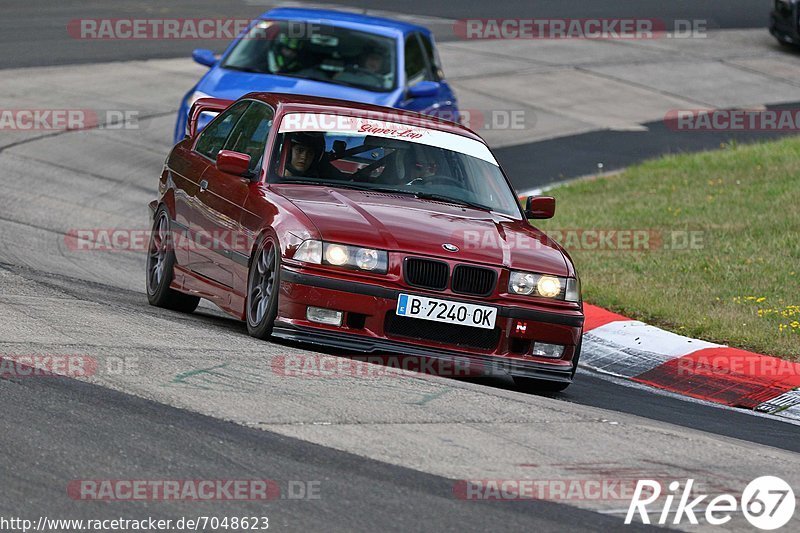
[246,235,280,339]
[145,207,200,313]
[513,337,582,394]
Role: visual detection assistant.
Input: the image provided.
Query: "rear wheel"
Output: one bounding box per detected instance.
[145,207,200,313]
[513,338,582,394]
[246,236,280,339]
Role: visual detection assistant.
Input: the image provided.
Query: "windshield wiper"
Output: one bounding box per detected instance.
[222,64,268,74]
[278,179,376,192]
[412,192,492,211]
[346,185,493,211]
[276,182,493,211]
[365,187,418,196]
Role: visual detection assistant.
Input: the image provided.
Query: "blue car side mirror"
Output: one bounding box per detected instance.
[192,49,217,68]
[407,81,440,99]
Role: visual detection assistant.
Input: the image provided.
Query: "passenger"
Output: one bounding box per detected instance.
[334,50,387,87]
[361,51,385,74]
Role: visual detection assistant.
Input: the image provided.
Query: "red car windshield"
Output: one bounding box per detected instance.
[221,20,397,92]
[270,114,522,218]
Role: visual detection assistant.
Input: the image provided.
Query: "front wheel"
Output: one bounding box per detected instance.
[145,207,200,313]
[246,236,280,339]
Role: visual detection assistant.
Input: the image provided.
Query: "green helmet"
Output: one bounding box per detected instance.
[276,33,302,51]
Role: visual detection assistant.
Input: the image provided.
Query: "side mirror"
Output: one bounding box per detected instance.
[407,81,440,99]
[192,48,217,68]
[525,196,555,219]
[217,150,252,177]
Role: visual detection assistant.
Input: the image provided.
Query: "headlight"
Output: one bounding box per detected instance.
[355,248,380,270]
[509,272,537,295]
[509,271,580,302]
[294,240,388,273]
[294,240,322,264]
[537,275,561,298]
[324,244,348,266]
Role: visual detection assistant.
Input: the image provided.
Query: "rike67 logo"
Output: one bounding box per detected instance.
[626,476,795,530]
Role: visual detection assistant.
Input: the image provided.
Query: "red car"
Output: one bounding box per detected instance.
[147,92,584,391]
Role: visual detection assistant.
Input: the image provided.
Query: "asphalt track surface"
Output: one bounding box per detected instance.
[2,1,800,532]
[1,366,653,532]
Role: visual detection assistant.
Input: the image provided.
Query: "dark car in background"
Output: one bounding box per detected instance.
[771,0,800,45]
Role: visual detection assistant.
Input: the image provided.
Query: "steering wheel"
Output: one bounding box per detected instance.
[408,175,462,188]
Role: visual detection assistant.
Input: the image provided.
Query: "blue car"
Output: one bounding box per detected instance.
[174,7,459,143]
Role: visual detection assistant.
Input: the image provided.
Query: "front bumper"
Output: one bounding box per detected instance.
[274,266,584,382]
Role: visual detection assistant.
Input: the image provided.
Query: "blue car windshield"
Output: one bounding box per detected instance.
[221,20,397,92]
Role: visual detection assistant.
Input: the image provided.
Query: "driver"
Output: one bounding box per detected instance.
[273,34,304,73]
[404,149,438,182]
[284,132,324,177]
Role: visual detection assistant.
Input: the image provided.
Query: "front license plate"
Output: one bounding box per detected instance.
[396,293,497,330]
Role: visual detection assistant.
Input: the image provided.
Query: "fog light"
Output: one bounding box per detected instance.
[531,342,564,358]
[306,307,343,326]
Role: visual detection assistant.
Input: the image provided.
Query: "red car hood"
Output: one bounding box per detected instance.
[276,185,569,276]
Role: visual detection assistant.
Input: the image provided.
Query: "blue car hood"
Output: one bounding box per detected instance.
[197,67,399,107]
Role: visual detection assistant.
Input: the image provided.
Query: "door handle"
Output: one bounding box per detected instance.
[199,179,208,192]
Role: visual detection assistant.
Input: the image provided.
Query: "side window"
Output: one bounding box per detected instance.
[404,34,431,86]
[418,34,443,81]
[223,102,275,172]
[194,101,249,160]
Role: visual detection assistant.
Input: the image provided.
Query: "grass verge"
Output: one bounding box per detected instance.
[534,138,800,360]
